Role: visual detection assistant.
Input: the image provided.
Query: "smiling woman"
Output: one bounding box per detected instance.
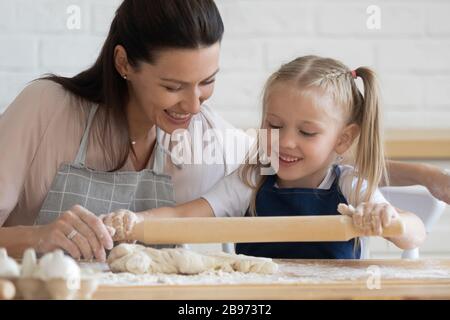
[0,0,240,260]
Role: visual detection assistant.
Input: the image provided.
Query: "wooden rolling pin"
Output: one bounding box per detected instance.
[129,215,405,244]
[0,280,16,300]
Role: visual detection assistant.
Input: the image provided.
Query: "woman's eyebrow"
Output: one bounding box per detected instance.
[160,68,220,85]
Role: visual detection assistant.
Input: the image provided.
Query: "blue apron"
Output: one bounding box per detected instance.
[235,166,360,259]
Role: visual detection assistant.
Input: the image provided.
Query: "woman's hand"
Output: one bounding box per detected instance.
[425,167,450,205]
[338,202,399,236]
[100,209,142,242]
[34,205,114,261]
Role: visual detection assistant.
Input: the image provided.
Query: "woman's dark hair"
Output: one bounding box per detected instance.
[40,0,224,170]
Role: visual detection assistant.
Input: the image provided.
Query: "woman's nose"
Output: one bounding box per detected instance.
[183,87,202,114]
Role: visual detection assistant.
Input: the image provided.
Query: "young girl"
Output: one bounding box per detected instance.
[104,55,426,259]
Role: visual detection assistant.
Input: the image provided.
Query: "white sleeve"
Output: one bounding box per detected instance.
[201,169,252,217]
[338,165,389,207]
[196,104,255,217]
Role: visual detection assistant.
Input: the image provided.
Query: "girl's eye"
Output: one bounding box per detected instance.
[268,123,282,129]
[300,130,317,137]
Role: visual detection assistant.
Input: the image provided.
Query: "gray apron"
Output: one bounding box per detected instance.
[35,104,176,247]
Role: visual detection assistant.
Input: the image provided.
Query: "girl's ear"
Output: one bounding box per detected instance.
[334,123,360,155]
[114,45,131,77]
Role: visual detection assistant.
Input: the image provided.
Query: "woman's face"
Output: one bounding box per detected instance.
[122,43,221,134]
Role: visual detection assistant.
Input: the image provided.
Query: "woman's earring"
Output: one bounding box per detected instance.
[122,74,127,80]
[336,155,344,163]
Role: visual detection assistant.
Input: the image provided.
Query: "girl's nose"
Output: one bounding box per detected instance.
[279,130,297,149]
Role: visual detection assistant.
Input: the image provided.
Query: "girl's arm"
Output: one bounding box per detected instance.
[103,170,251,240]
[135,168,251,220]
[385,209,426,250]
[138,198,215,219]
[339,202,426,250]
[102,199,215,241]
[103,165,251,240]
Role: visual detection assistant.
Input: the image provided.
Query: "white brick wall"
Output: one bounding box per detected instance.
[0,0,449,129]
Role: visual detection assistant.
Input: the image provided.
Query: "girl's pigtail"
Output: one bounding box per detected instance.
[352,67,387,204]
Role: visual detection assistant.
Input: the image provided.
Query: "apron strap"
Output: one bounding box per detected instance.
[74,104,99,167]
[74,106,167,172]
[152,127,166,175]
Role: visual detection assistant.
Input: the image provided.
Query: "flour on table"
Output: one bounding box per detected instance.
[107,243,278,275]
[81,258,450,287]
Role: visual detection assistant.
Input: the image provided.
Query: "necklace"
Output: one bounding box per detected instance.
[130,133,147,146]
[130,127,155,147]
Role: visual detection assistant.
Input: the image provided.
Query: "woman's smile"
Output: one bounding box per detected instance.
[164,109,193,125]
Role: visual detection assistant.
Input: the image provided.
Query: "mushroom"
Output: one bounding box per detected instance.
[0,248,20,278]
[16,248,47,300]
[21,248,38,278]
[38,250,81,300]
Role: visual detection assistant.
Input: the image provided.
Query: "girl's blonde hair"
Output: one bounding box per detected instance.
[241,55,388,215]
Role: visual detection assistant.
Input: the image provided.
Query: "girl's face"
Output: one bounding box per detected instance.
[117,43,221,134]
[264,83,348,189]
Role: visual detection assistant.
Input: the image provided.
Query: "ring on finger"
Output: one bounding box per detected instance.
[67,229,78,240]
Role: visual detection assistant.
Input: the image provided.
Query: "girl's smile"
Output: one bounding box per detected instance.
[278,152,304,167]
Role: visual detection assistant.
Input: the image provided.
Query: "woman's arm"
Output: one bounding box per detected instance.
[384,160,450,204]
[386,209,427,250]
[0,83,57,257]
[0,82,54,227]
[0,226,38,258]
[0,205,114,260]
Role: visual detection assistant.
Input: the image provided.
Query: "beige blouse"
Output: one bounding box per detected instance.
[0,80,250,227]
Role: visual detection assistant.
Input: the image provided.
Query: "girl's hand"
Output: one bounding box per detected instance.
[100,209,142,242]
[338,202,399,236]
[35,205,114,261]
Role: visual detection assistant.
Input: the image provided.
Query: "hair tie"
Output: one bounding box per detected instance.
[351,70,357,79]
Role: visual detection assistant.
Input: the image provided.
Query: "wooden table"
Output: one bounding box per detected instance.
[92,259,450,300]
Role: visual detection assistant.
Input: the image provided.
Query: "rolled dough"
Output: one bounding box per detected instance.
[107,244,278,275]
